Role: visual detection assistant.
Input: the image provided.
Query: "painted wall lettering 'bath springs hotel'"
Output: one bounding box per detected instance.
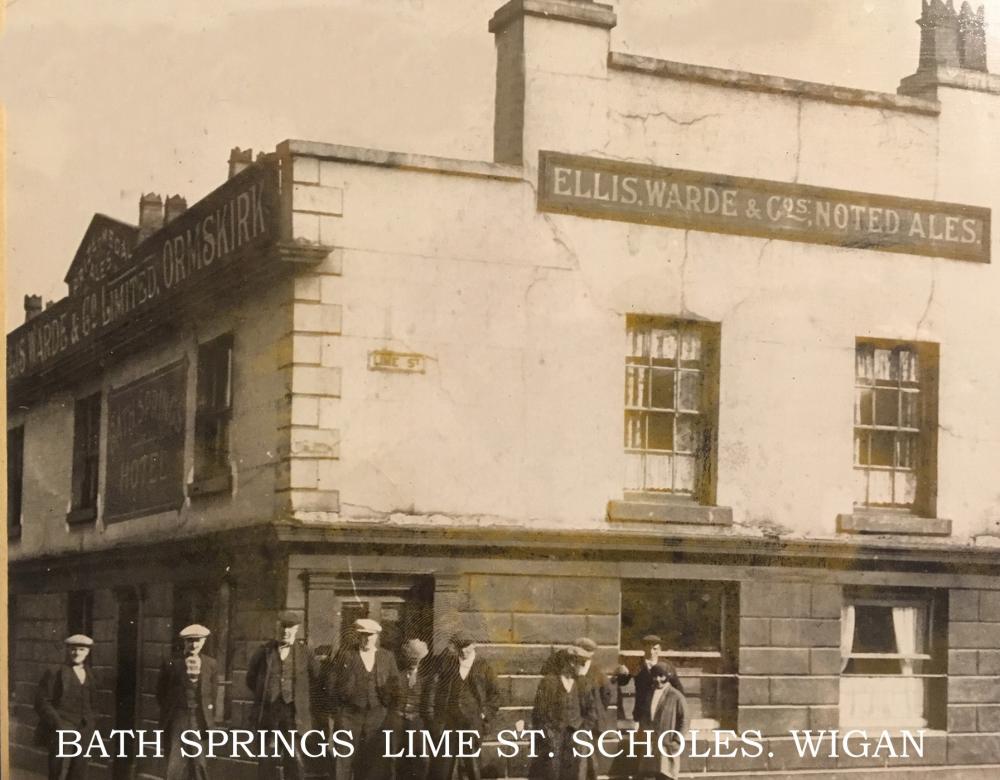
[6,1,1000,777]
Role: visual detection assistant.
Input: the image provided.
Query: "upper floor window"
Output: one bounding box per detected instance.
[7,426,25,538]
[624,317,720,502]
[853,340,938,515]
[840,588,947,729]
[70,393,101,522]
[194,334,233,482]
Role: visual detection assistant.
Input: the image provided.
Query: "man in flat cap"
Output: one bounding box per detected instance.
[529,645,592,780]
[429,634,500,780]
[572,638,614,780]
[617,635,682,728]
[326,618,399,780]
[35,634,98,780]
[247,611,319,780]
[157,624,217,780]
[386,638,434,780]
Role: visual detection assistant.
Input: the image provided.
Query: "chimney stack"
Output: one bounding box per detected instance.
[24,294,42,322]
[164,194,188,224]
[228,147,253,179]
[138,193,164,241]
[959,2,988,71]
[917,0,962,70]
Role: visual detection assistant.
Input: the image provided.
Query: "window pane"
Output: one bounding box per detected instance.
[855,388,873,425]
[853,605,898,654]
[627,326,647,358]
[874,349,894,380]
[895,471,917,506]
[649,368,675,410]
[674,455,696,492]
[647,412,674,451]
[874,389,899,427]
[868,470,892,504]
[897,434,918,469]
[855,345,874,382]
[625,366,647,407]
[650,327,678,360]
[624,411,644,449]
[680,329,702,363]
[675,416,697,453]
[854,431,869,465]
[900,390,920,429]
[853,468,868,505]
[870,431,895,466]
[898,349,918,383]
[624,453,644,490]
[678,371,701,412]
[644,453,672,490]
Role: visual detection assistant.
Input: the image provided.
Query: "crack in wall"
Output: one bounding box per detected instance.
[614,110,721,128]
[793,99,803,183]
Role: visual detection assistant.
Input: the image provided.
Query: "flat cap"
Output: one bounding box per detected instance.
[402,639,429,662]
[179,624,211,639]
[573,637,598,654]
[567,644,593,659]
[278,611,302,627]
[353,618,382,634]
[450,632,475,648]
[641,634,662,645]
[64,634,93,647]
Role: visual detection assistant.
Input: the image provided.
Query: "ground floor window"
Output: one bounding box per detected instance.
[620,579,739,729]
[840,588,947,729]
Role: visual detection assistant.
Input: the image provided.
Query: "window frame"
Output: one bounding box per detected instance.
[839,587,948,730]
[852,338,939,518]
[7,425,25,539]
[623,316,721,505]
[69,392,102,523]
[192,333,234,491]
[620,578,739,730]
[67,590,95,638]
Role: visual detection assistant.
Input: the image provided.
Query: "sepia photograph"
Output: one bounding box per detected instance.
[4,1,1000,778]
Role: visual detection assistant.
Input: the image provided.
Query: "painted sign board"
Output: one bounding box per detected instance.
[7,160,280,385]
[104,360,188,523]
[368,350,426,373]
[538,151,990,264]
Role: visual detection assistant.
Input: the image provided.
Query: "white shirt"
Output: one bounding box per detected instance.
[278,645,291,661]
[458,650,476,679]
[72,666,87,684]
[360,648,376,672]
[560,676,575,693]
[649,686,665,718]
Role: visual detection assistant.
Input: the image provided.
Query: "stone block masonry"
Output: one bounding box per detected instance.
[949,588,1000,748]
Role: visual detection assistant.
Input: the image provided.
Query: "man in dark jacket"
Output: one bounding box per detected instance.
[529,646,592,780]
[617,635,682,726]
[35,634,98,780]
[157,624,217,780]
[386,638,435,780]
[246,611,319,780]
[429,634,500,780]
[571,637,613,780]
[326,618,399,780]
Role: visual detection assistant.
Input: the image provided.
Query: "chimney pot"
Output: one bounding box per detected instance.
[164,194,188,224]
[228,147,254,179]
[139,193,164,240]
[24,294,42,322]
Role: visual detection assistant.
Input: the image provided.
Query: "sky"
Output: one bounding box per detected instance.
[3,0,999,329]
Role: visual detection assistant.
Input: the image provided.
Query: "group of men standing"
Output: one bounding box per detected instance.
[34,621,685,780]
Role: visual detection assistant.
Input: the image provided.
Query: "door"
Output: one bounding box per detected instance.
[114,589,140,780]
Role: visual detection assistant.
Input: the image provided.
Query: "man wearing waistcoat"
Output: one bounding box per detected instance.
[35,634,98,780]
[429,634,500,780]
[247,611,319,780]
[616,635,682,726]
[157,624,217,780]
[326,618,399,780]
[529,646,592,780]
[386,639,435,780]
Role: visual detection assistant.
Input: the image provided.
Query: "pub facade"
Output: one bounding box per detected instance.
[7,1,1000,778]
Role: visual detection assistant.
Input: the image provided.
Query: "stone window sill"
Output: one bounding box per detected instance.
[66,506,97,525]
[608,498,732,526]
[188,471,233,498]
[836,512,951,536]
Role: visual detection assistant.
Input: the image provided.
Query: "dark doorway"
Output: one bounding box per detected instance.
[114,589,140,780]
